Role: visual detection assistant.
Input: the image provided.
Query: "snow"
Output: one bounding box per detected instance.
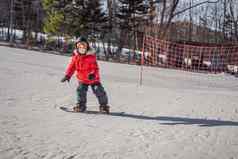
[1,46,238,159]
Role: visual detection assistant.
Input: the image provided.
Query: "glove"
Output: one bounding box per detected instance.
[61,75,70,83]
[88,73,95,81]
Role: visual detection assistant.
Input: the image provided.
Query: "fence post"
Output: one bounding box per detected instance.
[140,33,145,86]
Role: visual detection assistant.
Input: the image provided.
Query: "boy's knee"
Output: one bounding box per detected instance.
[92,84,108,105]
[77,84,88,102]
[77,84,88,93]
[94,86,106,97]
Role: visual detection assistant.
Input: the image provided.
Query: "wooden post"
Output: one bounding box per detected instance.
[140,31,146,86]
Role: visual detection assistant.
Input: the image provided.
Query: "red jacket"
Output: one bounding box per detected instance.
[65,49,100,84]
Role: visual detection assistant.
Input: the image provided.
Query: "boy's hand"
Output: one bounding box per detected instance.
[88,73,95,80]
[61,75,70,83]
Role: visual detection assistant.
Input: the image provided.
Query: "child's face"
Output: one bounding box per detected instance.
[76,42,87,55]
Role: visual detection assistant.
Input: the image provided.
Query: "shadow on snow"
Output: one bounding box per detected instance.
[60,107,238,127]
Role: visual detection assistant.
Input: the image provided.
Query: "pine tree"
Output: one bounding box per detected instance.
[0,0,11,40]
[43,0,65,35]
[43,0,105,38]
[116,0,148,59]
[13,0,44,44]
[117,0,148,31]
[85,0,106,35]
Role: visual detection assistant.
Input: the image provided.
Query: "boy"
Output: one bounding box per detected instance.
[61,37,109,113]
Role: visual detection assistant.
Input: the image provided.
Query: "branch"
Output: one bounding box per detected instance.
[173,0,220,17]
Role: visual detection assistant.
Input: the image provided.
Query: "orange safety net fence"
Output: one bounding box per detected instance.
[141,35,238,74]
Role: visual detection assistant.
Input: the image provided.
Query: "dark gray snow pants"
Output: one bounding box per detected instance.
[76,82,108,107]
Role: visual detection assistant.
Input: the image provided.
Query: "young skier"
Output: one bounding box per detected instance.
[61,37,110,113]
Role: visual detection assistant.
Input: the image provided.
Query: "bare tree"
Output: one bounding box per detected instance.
[228,0,238,41]
[154,0,221,39]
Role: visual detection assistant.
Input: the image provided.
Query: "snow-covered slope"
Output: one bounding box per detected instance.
[0,46,238,159]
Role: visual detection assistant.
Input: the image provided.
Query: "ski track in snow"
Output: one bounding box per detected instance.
[0,46,238,159]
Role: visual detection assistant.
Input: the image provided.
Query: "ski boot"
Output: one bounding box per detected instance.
[99,105,110,114]
[73,103,86,112]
